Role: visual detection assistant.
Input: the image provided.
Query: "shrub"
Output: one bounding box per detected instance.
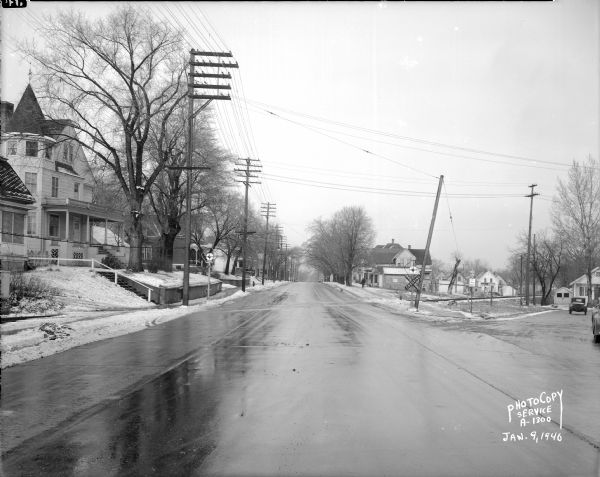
[5,272,60,310]
[10,272,58,300]
[101,255,125,269]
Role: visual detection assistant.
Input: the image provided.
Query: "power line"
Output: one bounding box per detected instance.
[241,97,584,170]
[261,172,525,198]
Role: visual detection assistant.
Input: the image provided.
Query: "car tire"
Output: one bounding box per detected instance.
[569,310,572,314]
[594,334,600,344]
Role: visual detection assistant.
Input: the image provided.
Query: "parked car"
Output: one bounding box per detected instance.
[569,296,588,315]
[592,302,600,343]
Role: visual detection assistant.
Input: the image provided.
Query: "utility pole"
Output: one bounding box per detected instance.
[181,49,237,305]
[520,254,524,306]
[524,184,539,306]
[283,240,289,281]
[260,202,276,285]
[415,175,444,311]
[272,225,283,281]
[532,234,537,306]
[235,158,261,292]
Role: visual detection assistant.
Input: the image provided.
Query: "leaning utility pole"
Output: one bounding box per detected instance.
[524,184,539,306]
[260,202,276,285]
[415,175,444,311]
[182,49,237,305]
[235,158,261,292]
[532,233,537,305]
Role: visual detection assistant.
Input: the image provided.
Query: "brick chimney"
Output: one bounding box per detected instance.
[1,101,14,131]
[408,244,411,249]
[391,238,394,244]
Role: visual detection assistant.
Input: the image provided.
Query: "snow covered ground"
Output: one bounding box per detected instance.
[127,270,220,287]
[0,267,285,369]
[323,281,553,322]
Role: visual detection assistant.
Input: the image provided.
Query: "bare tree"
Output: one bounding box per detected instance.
[146,108,234,271]
[206,192,245,252]
[552,156,600,300]
[305,206,375,285]
[531,232,565,305]
[21,6,187,271]
[461,257,490,277]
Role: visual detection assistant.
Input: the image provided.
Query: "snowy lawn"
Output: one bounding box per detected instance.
[324,281,551,322]
[1,267,286,369]
[5,266,155,316]
[126,270,221,287]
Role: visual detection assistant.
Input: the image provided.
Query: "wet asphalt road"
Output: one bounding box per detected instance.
[1,282,599,476]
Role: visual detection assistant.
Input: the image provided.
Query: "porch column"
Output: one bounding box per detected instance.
[104,218,108,244]
[66,210,70,241]
[86,216,90,244]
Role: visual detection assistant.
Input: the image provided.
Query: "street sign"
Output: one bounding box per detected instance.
[469,278,476,287]
[206,252,214,261]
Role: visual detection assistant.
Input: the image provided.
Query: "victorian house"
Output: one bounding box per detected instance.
[0,85,126,263]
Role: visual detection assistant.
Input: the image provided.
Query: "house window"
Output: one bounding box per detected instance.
[27,211,37,235]
[74,183,80,199]
[25,141,38,157]
[45,145,52,159]
[1,212,25,244]
[564,292,570,298]
[51,177,59,197]
[25,172,37,195]
[49,214,59,238]
[579,286,585,296]
[62,143,74,163]
[7,140,18,155]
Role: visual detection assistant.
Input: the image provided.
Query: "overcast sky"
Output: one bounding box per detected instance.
[3,1,599,270]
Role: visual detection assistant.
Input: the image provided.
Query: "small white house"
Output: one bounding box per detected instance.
[553,287,572,306]
[569,267,600,302]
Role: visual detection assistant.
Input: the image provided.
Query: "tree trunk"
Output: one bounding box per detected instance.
[127,217,144,272]
[159,232,176,272]
[158,217,181,272]
[224,252,231,275]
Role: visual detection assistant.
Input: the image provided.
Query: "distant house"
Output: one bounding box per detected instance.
[0,155,35,269]
[360,240,433,291]
[475,271,516,296]
[1,85,126,263]
[570,267,600,302]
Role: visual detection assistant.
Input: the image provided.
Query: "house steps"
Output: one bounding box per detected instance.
[95,270,152,302]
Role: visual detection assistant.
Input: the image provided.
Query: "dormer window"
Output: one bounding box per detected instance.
[26,140,38,157]
[62,143,73,163]
[45,145,52,159]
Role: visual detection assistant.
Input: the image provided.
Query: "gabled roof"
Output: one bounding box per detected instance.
[369,243,403,265]
[407,248,432,266]
[570,267,600,286]
[0,156,35,204]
